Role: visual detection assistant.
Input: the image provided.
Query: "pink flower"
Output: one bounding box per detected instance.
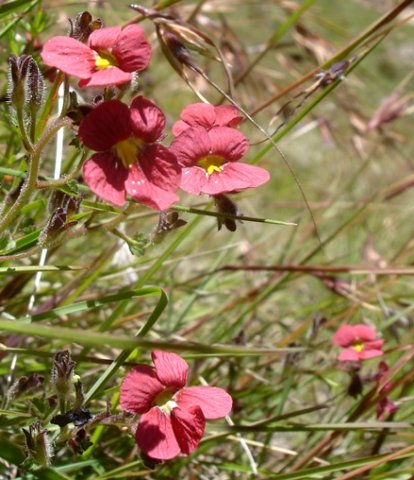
[120,350,232,460]
[172,103,243,136]
[79,97,181,210]
[41,25,151,87]
[170,126,269,195]
[332,324,384,362]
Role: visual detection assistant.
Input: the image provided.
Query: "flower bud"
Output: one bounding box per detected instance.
[22,420,52,467]
[8,55,44,115]
[8,55,31,110]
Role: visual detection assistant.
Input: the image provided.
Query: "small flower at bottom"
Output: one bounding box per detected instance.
[332,324,384,362]
[120,350,232,460]
[79,97,181,210]
[41,25,151,88]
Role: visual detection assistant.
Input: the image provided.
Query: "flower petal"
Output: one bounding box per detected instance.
[88,26,121,50]
[78,67,132,88]
[178,103,216,130]
[82,153,128,206]
[353,325,377,342]
[139,145,181,191]
[120,365,165,414]
[79,100,131,151]
[170,127,210,167]
[41,36,95,78]
[112,25,151,72]
[129,97,165,143]
[136,407,181,460]
[337,348,360,362]
[202,162,269,195]
[332,324,357,347]
[359,349,384,360]
[152,351,189,389]
[365,339,384,350]
[171,405,205,455]
[172,120,190,137]
[208,127,249,161]
[214,105,243,128]
[176,386,232,419]
[180,167,208,195]
[125,163,179,210]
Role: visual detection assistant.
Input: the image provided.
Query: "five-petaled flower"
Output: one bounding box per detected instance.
[120,350,232,461]
[332,324,384,362]
[172,102,243,136]
[170,104,269,196]
[41,25,151,87]
[79,96,181,210]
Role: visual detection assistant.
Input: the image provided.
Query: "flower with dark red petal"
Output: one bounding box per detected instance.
[79,97,181,210]
[332,324,384,362]
[170,124,269,196]
[120,350,232,461]
[41,25,151,87]
[172,103,243,136]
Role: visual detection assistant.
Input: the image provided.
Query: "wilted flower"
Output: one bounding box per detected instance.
[41,25,151,87]
[79,97,181,210]
[120,350,232,460]
[332,324,384,362]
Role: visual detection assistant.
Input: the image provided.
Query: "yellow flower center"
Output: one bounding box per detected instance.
[198,155,225,175]
[154,389,177,415]
[95,49,118,70]
[114,137,143,167]
[353,343,364,352]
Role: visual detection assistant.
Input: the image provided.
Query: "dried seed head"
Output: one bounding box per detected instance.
[69,11,102,43]
[22,420,52,467]
[51,350,76,403]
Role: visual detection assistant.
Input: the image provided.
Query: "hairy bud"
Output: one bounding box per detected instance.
[8,55,44,115]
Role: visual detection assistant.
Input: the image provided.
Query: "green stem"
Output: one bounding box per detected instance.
[16,108,33,152]
[0,116,72,235]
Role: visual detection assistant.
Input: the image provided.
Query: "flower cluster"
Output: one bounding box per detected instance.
[41,25,270,211]
[120,350,232,460]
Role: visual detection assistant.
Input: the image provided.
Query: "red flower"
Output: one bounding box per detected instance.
[172,103,243,136]
[170,124,269,195]
[120,350,232,460]
[41,25,151,87]
[79,97,181,210]
[332,324,384,362]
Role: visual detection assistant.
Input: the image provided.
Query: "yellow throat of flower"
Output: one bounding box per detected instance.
[198,155,224,175]
[95,49,118,70]
[353,343,364,352]
[114,137,143,167]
